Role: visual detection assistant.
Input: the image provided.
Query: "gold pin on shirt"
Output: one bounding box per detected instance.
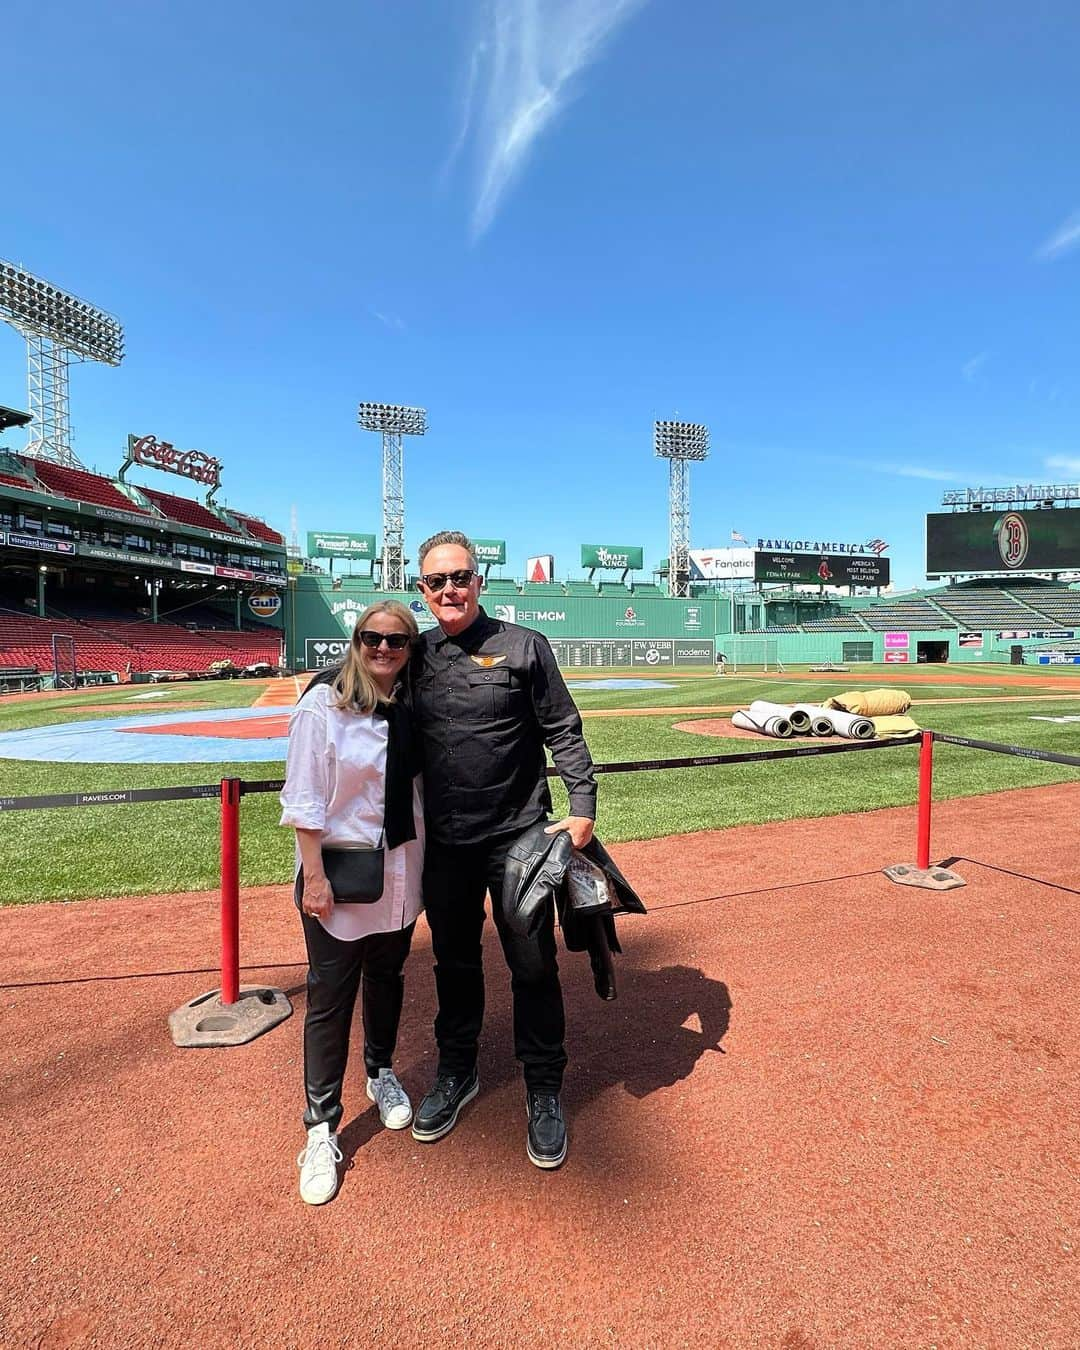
[469,654,507,668]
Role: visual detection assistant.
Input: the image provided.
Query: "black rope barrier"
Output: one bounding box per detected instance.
[929,730,1080,768]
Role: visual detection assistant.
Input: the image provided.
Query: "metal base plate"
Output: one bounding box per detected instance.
[169,985,292,1048]
[883,863,967,891]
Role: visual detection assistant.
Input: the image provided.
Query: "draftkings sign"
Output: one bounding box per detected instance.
[580,544,644,571]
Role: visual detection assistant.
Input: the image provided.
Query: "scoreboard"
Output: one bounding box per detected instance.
[753,552,890,586]
[926,510,1080,574]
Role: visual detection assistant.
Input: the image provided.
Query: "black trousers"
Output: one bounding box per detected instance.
[300,907,416,1132]
[423,835,567,1093]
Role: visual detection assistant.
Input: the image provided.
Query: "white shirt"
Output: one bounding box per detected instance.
[279,681,424,942]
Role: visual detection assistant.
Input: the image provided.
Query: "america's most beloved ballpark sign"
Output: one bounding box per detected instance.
[125,434,222,489]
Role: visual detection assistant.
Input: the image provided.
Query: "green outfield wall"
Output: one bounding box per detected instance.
[284,576,1073,670]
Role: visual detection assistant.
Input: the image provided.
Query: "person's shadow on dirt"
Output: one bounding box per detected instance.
[334,954,732,1167]
[569,962,732,1100]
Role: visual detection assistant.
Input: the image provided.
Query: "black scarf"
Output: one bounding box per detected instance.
[372,697,418,850]
[301,668,417,850]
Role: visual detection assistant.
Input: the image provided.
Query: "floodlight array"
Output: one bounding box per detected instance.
[357,402,428,436]
[654,419,710,460]
[0,259,124,365]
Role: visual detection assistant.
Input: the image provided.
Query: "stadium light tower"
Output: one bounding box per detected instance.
[654,419,710,597]
[0,259,124,467]
[357,402,427,592]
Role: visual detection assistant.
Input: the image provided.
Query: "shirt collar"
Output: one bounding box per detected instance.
[433,606,494,650]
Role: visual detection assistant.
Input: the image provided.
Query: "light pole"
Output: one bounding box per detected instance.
[0,259,124,466]
[654,419,710,598]
[357,402,427,593]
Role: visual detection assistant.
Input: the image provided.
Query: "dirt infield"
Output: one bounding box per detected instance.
[1,784,1077,1347]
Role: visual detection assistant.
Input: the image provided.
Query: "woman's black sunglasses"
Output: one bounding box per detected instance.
[357,630,411,650]
[419,569,477,592]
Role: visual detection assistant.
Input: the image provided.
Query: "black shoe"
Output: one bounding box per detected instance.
[526,1091,567,1170]
[411,1070,479,1142]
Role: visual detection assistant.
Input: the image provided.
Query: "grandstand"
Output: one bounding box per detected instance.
[1,446,286,684]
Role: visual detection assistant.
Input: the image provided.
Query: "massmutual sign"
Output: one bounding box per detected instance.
[581,543,644,570]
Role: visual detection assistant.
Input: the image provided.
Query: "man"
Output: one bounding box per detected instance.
[409,531,596,1169]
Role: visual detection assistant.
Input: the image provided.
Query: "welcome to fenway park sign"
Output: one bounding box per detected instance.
[123,434,222,490]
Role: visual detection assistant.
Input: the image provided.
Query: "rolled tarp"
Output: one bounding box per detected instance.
[748,700,811,734]
[790,704,835,736]
[826,707,875,740]
[732,709,793,738]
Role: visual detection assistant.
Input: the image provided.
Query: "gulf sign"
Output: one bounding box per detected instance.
[248,591,282,619]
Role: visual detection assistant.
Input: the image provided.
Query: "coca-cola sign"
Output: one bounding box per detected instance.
[127,434,222,488]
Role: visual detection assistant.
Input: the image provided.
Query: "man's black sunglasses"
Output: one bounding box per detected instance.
[357,630,411,650]
[419,569,477,592]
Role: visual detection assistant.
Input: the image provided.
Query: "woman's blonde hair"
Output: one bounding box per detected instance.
[331,600,419,712]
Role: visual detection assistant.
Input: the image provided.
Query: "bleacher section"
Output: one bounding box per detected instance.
[565,581,597,596]
[930,587,1046,629]
[858,596,950,631]
[1000,586,1080,626]
[801,616,871,632]
[141,486,240,535]
[597,583,633,598]
[0,607,280,677]
[18,457,151,514]
[631,582,663,595]
[522,583,566,597]
[228,511,285,545]
[482,578,521,595]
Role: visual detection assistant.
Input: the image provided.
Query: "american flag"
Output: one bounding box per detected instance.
[731,529,748,544]
[866,538,889,555]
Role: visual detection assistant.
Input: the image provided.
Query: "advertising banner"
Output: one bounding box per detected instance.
[753,551,890,586]
[307,531,377,560]
[78,543,176,568]
[689,547,755,580]
[958,631,983,648]
[883,651,910,663]
[926,509,1080,574]
[995,628,1074,641]
[180,560,215,575]
[304,638,350,669]
[526,555,554,583]
[580,544,644,571]
[248,591,282,619]
[473,539,506,565]
[4,532,76,555]
[883,632,909,649]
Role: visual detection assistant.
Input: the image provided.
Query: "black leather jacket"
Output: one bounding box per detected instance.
[501,823,646,1001]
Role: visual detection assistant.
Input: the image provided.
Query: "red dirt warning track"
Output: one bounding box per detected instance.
[1,785,1078,1347]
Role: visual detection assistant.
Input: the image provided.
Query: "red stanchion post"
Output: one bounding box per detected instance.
[220,777,241,1005]
[916,731,933,870]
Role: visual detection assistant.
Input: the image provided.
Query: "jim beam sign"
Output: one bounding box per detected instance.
[125,434,222,490]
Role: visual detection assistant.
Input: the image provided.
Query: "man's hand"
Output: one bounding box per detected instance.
[545,815,595,849]
[302,873,334,920]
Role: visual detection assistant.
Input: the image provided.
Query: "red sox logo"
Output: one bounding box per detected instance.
[996,512,1029,569]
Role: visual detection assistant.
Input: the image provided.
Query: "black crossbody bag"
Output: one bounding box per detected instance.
[320,834,385,904]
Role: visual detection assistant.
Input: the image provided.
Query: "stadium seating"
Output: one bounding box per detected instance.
[564,580,597,595]
[522,582,566,597]
[930,587,1047,628]
[630,582,663,595]
[597,583,633,598]
[19,458,152,514]
[481,578,520,595]
[999,586,1080,626]
[228,510,286,545]
[141,487,240,535]
[802,616,872,631]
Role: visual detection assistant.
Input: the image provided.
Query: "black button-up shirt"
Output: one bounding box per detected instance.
[411,608,597,846]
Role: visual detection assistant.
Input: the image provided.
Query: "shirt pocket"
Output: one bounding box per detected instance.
[465,666,522,719]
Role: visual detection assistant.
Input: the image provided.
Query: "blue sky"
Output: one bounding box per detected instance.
[3,0,1080,589]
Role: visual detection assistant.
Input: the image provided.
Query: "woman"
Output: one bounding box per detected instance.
[279,600,422,1205]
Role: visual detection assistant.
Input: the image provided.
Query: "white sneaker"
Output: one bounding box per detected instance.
[366,1068,413,1129]
[297,1122,342,1205]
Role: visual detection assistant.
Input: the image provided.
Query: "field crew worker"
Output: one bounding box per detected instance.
[409,530,597,1169]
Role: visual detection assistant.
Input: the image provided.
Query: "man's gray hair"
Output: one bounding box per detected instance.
[417,530,477,571]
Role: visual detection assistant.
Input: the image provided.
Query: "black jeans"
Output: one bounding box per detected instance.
[300,907,416,1132]
[423,834,567,1093]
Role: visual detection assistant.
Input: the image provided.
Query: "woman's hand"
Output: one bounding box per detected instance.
[302,872,335,920]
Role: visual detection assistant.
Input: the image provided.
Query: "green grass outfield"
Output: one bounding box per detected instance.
[1,667,1078,905]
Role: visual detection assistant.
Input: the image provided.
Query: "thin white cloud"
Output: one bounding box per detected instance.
[451,0,649,237]
[1035,210,1080,262]
[369,307,406,333]
[962,352,989,383]
[1045,454,1080,476]
[875,462,966,482]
